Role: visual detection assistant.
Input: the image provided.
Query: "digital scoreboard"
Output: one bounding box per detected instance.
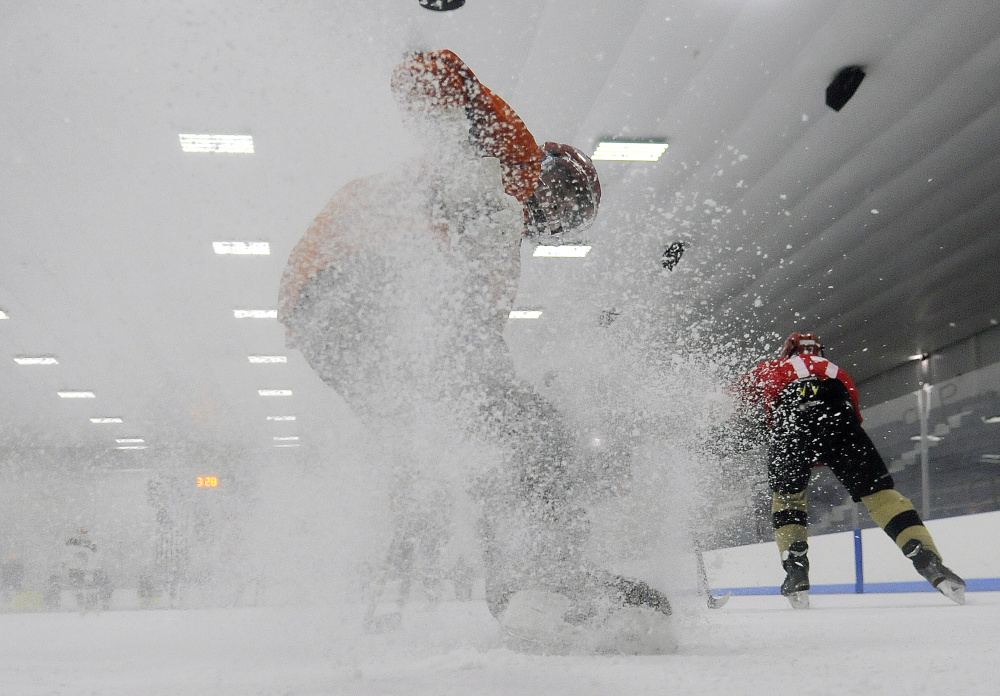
[197,476,219,488]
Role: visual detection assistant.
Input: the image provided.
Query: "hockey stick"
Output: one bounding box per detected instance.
[696,549,731,609]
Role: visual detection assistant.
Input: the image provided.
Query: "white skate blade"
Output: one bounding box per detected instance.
[707,592,732,609]
[937,580,966,605]
[785,591,810,609]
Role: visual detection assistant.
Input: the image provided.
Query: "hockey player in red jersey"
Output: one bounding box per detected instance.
[278,50,672,650]
[737,332,965,608]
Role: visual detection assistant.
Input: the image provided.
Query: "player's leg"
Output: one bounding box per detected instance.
[767,430,813,607]
[825,421,965,603]
[472,380,671,618]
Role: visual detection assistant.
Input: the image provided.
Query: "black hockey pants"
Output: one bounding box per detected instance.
[767,378,894,502]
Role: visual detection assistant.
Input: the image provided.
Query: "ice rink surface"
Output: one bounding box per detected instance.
[2,591,996,696]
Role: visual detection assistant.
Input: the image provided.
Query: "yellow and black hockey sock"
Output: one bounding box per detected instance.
[861,489,941,559]
[772,490,809,556]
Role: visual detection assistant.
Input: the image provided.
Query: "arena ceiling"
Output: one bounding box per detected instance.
[3,0,1000,463]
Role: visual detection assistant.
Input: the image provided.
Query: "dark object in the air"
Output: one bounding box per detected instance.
[661,241,685,270]
[418,0,465,10]
[598,308,620,327]
[826,66,866,111]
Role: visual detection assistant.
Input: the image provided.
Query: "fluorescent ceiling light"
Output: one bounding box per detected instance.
[213,241,270,255]
[910,435,943,442]
[274,444,300,448]
[248,355,287,363]
[259,389,292,396]
[115,445,148,450]
[533,245,592,258]
[592,142,668,162]
[179,134,254,154]
[509,310,542,319]
[983,416,1000,424]
[273,436,299,441]
[267,415,296,421]
[58,391,95,398]
[234,309,277,319]
[116,438,145,444]
[91,417,123,424]
[14,356,59,365]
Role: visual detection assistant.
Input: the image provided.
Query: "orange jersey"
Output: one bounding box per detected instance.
[278,50,540,332]
[277,175,389,324]
[389,49,542,204]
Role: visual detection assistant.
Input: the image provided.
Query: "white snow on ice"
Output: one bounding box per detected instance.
[2,592,996,696]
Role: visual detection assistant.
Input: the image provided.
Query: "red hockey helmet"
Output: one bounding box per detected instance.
[525,142,601,237]
[779,332,824,359]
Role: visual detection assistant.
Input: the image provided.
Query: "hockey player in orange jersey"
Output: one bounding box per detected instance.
[278,50,674,652]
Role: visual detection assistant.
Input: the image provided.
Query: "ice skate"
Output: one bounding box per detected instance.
[902,540,966,605]
[780,541,810,609]
[499,589,676,655]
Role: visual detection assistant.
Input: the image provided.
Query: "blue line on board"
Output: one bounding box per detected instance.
[714,577,1000,596]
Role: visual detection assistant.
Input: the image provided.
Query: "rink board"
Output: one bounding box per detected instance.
[704,509,1000,595]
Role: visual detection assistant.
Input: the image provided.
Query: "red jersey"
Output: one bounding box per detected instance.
[737,354,863,424]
